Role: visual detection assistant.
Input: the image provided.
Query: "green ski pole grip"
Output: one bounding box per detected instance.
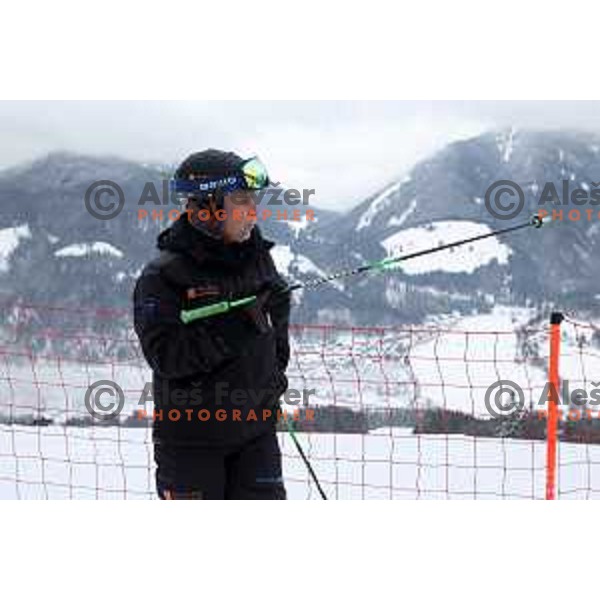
[229,296,258,309]
[180,295,257,324]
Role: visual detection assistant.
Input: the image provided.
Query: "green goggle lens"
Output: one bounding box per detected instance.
[242,157,270,189]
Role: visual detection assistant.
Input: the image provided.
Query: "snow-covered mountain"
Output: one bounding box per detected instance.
[1,130,599,334]
[316,129,600,322]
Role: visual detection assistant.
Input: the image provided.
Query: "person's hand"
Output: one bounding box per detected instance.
[239,285,274,334]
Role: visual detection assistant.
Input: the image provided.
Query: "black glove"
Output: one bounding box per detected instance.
[239,285,275,334]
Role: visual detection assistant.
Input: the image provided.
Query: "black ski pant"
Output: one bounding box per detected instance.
[155,427,286,500]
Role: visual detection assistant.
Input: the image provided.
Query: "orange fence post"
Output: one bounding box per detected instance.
[546,312,564,500]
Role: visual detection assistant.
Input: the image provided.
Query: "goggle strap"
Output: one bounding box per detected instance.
[169,157,270,194]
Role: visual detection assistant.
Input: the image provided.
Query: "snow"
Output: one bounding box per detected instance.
[113,267,142,284]
[286,218,310,239]
[380,220,512,275]
[0,425,598,499]
[497,128,516,163]
[2,306,600,499]
[406,306,546,416]
[271,245,294,276]
[387,198,417,227]
[295,254,320,276]
[0,305,584,421]
[283,305,542,413]
[356,178,407,231]
[530,181,540,195]
[0,224,31,272]
[54,242,124,259]
[385,281,474,310]
[271,245,344,291]
[295,254,344,291]
[0,354,148,420]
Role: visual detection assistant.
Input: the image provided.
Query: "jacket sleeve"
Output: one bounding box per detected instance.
[133,269,233,380]
[267,277,292,374]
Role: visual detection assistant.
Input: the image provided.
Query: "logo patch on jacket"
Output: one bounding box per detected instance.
[186,286,221,301]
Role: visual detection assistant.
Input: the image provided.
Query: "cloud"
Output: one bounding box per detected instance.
[0,101,599,212]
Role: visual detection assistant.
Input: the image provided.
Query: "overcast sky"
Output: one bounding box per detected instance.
[2,100,600,212]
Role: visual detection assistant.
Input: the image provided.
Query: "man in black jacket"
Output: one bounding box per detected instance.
[133,149,291,499]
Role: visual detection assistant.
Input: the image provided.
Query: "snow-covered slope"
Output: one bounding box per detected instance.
[0,224,31,271]
[317,129,600,323]
[54,241,124,258]
[381,220,511,275]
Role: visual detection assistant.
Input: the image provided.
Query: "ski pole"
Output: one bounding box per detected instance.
[180,213,547,324]
[285,418,327,500]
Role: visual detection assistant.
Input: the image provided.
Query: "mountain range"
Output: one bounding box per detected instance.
[1,129,599,332]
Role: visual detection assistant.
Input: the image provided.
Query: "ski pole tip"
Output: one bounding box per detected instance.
[530,214,544,229]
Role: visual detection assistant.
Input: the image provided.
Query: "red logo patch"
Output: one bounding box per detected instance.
[186,286,220,301]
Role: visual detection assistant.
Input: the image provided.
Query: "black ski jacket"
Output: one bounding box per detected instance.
[133,218,291,448]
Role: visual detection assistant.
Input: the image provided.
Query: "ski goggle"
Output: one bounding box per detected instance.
[240,157,270,190]
[170,156,271,196]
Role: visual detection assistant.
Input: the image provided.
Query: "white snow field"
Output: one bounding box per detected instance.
[0,224,31,272]
[1,306,599,499]
[381,220,511,276]
[1,425,600,499]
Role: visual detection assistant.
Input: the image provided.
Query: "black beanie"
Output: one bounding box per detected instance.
[174,148,246,181]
